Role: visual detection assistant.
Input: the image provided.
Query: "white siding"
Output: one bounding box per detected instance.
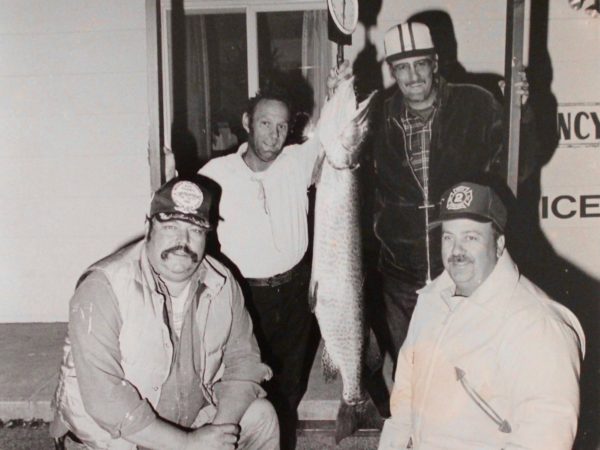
[0,0,150,321]
[0,0,597,322]
[540,0,600,279]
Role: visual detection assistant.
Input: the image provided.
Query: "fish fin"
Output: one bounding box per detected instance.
[334,399,368,444]
[352,90,377,124]
[310,149,326,186]
[308,281,318,312]
[321,345,338,382]
[365,327,383,374]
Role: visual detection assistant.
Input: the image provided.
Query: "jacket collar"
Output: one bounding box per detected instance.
[236,141,249,157]
[419,250,520,312]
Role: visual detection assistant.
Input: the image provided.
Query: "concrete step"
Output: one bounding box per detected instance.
[297,421,380,449]
[0,323,393,423]
[0,323,66,421]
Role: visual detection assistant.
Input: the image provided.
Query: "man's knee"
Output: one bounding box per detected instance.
[239,398,279,449]
[242,398,278,428]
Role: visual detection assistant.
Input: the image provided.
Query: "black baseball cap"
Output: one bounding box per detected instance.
[149,176,212,229]
[432,182,507,232]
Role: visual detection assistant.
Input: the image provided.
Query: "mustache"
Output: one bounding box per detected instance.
[448,254,473,264]
[161,245,199,263]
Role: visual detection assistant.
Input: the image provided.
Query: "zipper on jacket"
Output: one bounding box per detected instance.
[455,366,512,433]
[392,114,437,283]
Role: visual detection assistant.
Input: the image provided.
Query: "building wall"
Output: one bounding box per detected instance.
[0,0,150,322]
[0,0,597,322]
[541,0,600,279]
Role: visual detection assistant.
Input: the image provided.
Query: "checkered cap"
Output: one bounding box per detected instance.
[384,22,435,63]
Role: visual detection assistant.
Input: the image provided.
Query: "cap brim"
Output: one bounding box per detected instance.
[386,48,436,64]
[155,212,212,230]
[429,212,500,231]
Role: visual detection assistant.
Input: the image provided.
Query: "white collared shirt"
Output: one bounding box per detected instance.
[200,139,320,278]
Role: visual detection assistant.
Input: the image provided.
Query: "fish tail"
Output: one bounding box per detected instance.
[334,399,369,444]
[321,345,338,382]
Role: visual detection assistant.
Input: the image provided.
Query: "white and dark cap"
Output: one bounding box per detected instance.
[432,182,508,232]
[149,176,213,229]
[384,22,435,63]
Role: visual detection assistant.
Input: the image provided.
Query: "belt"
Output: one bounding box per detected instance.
[246,259,308,288]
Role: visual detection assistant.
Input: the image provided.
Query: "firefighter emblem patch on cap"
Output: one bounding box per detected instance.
[446,185,473,210]
[171,181,204,214]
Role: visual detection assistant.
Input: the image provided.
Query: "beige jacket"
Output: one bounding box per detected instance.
[379,251,585,450]
[51,241,271,449]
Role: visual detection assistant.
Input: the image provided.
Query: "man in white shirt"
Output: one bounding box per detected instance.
[200,65,351,449]
[378,182,585,450]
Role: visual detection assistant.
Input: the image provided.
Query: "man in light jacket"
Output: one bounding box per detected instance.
[51,175,277,450]
[378,182,585,450]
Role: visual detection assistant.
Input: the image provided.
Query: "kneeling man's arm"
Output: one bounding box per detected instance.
[212,277,272,425]
[70,273,157,438]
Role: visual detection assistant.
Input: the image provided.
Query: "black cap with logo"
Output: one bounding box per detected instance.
[433,182,507,232]
[149,176,213,229]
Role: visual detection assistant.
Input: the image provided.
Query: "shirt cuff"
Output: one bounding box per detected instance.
[213,380,266,405]
[113,400,157,439]
[378,418,411,450]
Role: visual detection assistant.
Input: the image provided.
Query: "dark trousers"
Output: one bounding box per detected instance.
[244,268,315,450]
[380,273,421,362]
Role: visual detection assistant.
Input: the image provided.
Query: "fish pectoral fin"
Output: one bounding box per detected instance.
[308,280,318,312]
[321,344,338,382]
[365,327,383,374]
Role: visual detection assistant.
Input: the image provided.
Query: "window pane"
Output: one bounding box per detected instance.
[257,10,328,143]
[258,11,304,78]
[204,14,247,156]
[170,12,246,167]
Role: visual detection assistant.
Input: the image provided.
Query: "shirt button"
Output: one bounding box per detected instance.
[153,386,159,391]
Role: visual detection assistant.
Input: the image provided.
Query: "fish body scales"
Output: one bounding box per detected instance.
[312,159,366,405]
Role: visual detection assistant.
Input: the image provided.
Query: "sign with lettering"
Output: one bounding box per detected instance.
[541,189,600,224]
[557,103,600,147]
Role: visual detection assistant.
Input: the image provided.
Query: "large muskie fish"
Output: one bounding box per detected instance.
[309,76,378,443]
